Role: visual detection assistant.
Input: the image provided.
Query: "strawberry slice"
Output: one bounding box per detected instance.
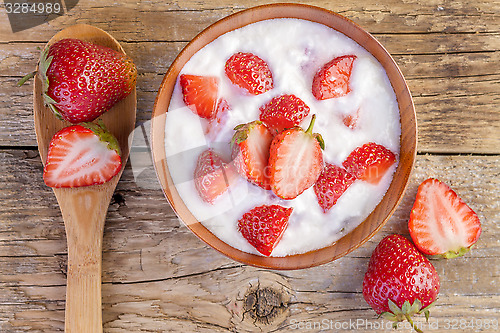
[269,115,324,200]
[231,121,273,190]
[312,55,357,100]
[43,122,122,188]
[342,107,360,129]
[238,204,293,256]
[194,149,237,204]
[205,98,231,141]
[314,164,356,213]
[342,142,396,184]
[180,74,221,119]
[259,94,310,134]
[409,178,482,258]
[225,52,273,95]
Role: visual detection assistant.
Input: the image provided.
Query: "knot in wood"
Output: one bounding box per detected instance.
[244,286,288,325]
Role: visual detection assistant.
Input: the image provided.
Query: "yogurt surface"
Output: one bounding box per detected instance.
[164,18,401,256]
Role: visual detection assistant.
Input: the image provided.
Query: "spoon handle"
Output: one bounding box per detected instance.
[54,184,117,332]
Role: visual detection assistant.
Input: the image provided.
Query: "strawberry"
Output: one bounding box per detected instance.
[363,234,440,332]
[259,94,310,134]
[205,98,231,141]
[314,164,356,213]
[43,122,122,188]
[225,52,273,95]
[194,149,237,204]
[342,142,396,184]
[312,55,356,100]
[342,107,360,129]
[238,204,293,256]
[409,178,482,258]
[20,38,137,123]
[268,115,324,200]
[231,121,273,190]
[180,74,224,120]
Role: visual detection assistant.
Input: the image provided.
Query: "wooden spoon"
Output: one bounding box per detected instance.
[33,24,137,332]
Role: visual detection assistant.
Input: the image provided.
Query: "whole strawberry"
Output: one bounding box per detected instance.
[363,234,440,332]
[23,38,137,123]
[238,204,293,256]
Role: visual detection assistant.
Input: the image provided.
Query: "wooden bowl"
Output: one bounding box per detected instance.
[151,4,417,270]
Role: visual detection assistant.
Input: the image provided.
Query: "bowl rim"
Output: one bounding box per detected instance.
[151,3,417,270]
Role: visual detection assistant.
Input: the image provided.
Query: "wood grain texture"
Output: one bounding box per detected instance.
[31,24,137,332]
[0,151,499,332]
[1,0,499,332]
[2,0,499,153]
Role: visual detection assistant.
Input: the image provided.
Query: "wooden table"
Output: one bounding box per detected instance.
[1,1,499,332]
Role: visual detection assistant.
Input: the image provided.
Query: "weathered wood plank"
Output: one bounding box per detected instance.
[2,46,500,152]
[1,1,499,332]
[0,0,499,43]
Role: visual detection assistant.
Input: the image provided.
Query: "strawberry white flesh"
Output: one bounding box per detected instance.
[269,115,324,199]
[231,121,273,190]
[271,133,320,195]
[43,124,121,188]
[409,178,482,258]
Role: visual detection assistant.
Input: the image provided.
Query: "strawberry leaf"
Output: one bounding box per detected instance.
[388,299,403,316]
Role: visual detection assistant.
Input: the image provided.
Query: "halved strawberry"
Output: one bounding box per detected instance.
[231,121,273,190]
[342,142,396,184]
[194,149,237,204]
[314,164,356,213]
[269,115,324,200]
[409,178,482,258]
[259,94,310,134]
[225,52,273,95]
[238,204,293,256]
[43,122,122,188]
[180,74,221,119]
[312,55,357,100]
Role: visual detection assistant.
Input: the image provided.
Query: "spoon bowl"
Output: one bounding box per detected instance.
[33,24,136,332]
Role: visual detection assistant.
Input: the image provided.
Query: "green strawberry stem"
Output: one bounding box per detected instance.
[305,114,316,134]
[17,71,37,87]
[405,315,423,333]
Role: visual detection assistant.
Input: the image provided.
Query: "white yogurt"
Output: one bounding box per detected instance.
[164,18,401,256]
